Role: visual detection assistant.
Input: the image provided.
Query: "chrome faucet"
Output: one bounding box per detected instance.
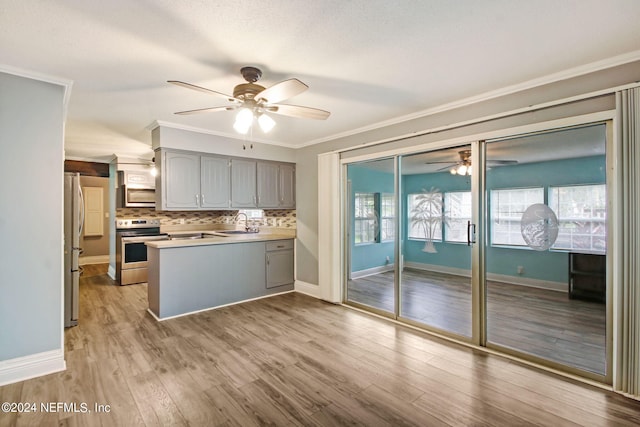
[234,212,250,232]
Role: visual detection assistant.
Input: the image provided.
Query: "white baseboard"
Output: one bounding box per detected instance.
[79,255,109,265]
[404,261,471,278]
[294,280,322,299]
[404,261,567,292]
[0,349,66,387]
[351,264,395,279]
[486,272,567,292]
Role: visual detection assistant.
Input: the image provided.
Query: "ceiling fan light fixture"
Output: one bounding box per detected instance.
[234,108,254,134]
[169,67,330,134]
[258,113,276,133]
[457,165,468,175]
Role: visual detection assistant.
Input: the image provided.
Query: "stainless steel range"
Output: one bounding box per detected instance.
[115,218,168,285]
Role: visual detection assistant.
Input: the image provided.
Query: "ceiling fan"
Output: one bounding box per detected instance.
[426,149,518,175]
[168,66,330,134]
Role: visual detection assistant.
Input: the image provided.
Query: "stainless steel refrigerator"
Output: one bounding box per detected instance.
[64,172,84,327]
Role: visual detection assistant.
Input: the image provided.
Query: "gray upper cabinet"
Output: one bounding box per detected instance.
[257,162,280,208]
[230,159,257,208]
[278,163,296,208]
[162,151,200,209]
[158,150,230,210]
[157,148,295,210]
[201,155,230,209]
[233,160,296,209]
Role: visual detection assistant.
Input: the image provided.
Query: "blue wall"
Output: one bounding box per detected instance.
[348,164,395,272]
[404,155,606,283]
[350,155,606,284]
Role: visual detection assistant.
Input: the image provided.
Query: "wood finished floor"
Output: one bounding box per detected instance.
[348,269,606,374]
[1,265,639,426]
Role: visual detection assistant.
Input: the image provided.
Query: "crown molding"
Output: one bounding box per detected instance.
[0,64,73,88]
[298,49,640,149]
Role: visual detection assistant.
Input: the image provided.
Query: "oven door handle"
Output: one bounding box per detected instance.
[122,235,168,243]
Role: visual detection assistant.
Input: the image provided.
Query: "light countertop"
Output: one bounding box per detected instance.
[146,229,295,249]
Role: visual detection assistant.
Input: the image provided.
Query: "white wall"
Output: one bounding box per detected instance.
[0,70,68,384]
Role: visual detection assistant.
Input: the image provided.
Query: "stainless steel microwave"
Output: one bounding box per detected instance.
[119,171,156,208]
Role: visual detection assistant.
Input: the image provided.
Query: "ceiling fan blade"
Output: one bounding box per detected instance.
[174,106,236,115]
[168,80,235,101]
[267,104,330,120]
[424,161,461,164]
[255,79,308,104]
[435,164,457,171]
[487,159,518,165]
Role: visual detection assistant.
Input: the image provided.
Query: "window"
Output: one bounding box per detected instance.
[408,192,443,241]
[380,193,395,242]
[491,187,544,246]
[549,184,606,253]
[238,209,264,220]
[354,193,377,244]
[444,191,472,242]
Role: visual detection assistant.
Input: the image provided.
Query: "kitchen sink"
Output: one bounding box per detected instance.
[169,233,204,240]
[209,230,259,236]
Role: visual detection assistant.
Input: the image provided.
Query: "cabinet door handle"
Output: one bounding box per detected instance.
[195,194,199,206]
[266,255,270,265]
[201,194,206,205]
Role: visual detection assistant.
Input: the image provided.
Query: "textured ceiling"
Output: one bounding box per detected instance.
[1,0,639,162]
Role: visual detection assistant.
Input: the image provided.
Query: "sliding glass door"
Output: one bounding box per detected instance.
[342,120,610,380]
[399,147,473,338]
[484,124,608,376]
[345,158,396,316]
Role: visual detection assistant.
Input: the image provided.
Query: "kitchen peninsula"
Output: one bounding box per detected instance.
[146,231,295,320]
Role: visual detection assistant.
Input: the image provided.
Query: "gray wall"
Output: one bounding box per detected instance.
[295,60,640,286]
[152,125,296,163]
[0,72,65,360]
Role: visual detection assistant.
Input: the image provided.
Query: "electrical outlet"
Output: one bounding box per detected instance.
[517,266,524,275]
[385,256,390,264]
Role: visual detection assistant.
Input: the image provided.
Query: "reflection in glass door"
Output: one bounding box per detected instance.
[484,124,608,376]
[345,158,396,316]
[399,146,473,338]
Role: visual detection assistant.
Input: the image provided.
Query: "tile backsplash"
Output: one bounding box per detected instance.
[116,208,296,228]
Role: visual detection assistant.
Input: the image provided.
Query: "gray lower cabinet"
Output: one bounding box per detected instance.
[266,240,294,288]
[148,239,295,319]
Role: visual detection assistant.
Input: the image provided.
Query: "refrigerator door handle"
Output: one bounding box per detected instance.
[71,247,82,271]
[78,186,85,236]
